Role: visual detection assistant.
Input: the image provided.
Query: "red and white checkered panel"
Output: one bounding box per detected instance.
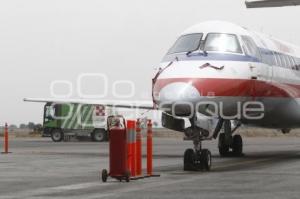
[95,105,105,116]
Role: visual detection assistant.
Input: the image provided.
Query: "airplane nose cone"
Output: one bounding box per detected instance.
[157,82,201,102]
[154,82,201,116]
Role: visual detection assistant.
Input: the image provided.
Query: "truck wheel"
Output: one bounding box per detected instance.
[91,129,107,142]
[51,129,63,142]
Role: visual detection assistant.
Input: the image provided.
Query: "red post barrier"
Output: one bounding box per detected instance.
[126,120,136,177]
[147,120,153,176]
[131,124,136,177]
[3,123,8,154]
[136,119,142,176]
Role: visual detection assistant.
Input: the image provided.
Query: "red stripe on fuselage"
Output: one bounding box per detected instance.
[153,78,300,98]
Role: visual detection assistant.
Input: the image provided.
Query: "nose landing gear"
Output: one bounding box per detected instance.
[183,118,243,172]
[183,136,212,171]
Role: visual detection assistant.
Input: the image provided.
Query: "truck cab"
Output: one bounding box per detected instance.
[43,102,109,142]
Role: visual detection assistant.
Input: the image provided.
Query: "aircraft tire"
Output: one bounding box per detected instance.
[184,148,196,171]
[218,133,230,156]
[200,149,212,171]
[232,134,243,156]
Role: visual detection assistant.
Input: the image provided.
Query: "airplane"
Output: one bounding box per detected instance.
[245,0,300,8]
[25,20,300,172]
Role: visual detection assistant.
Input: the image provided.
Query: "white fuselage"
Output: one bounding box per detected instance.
[152,21,300,129]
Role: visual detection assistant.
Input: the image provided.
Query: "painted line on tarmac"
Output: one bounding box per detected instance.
[51,182,106,191]
[0,182,110,199]
[213,157,274,170]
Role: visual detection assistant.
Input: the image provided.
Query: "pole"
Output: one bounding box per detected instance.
[147,120,153,176]
[131,121,136,177]
[136,119,142,176]
[3,123,8,154]
[126,120,136,177]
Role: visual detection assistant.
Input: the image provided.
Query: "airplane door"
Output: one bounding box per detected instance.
[250,49,273,82]
[249,62,260,80]
[240,35,273,98]
[266,51,274,82]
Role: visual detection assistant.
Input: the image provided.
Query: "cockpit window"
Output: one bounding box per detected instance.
[203,33,242,54]
[167,33,203,54]
[241,35,261,61]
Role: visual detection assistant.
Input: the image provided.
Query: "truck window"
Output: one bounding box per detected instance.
[45,106,55,118]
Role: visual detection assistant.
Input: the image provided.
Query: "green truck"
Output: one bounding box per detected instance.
[43,102,111,142]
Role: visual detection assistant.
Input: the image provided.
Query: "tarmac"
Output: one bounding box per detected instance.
[1,136,300,199]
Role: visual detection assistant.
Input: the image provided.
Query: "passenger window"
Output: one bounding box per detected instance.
[293,57,299,70]
[273,52,279,66]
[284,55,289,68]
[296,58,300,70]
[292,57,299,71]
[204,33,242,54]
[285,55,292,68]
[273,52,280,66]
[289,56,295,69]
[269,51,276,66]
[259,49,275,66]
[280,54,286,68]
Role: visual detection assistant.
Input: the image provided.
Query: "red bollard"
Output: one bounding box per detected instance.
[131,127,136,177]
[126,120,136,177]
[136,119,142,176]
[3,123,9,154]
[147,120,153,176]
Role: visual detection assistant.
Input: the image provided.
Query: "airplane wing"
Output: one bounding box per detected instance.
[23,98,155,110]
[245,0,300,8]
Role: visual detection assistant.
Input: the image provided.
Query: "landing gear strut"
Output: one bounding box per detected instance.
[183,141,212,171]
[218,120,243,157]
[183,123,212,171]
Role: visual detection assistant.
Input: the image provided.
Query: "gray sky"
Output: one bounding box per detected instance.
[1,0,300,125]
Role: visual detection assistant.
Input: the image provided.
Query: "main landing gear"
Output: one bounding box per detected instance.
[218,120,243,157]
